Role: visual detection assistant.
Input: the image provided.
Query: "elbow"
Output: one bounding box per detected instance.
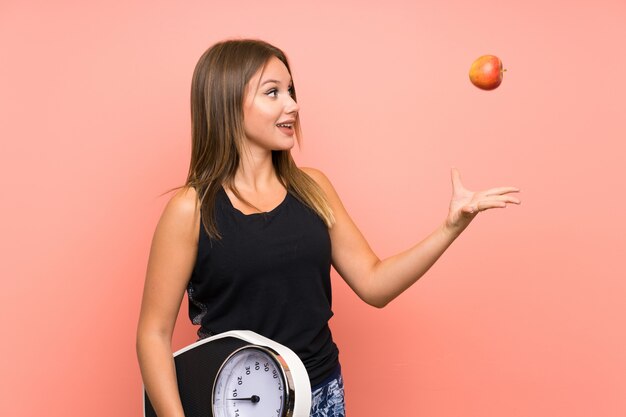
[364,273,392,309]
[136,328,148,355]
[358,272,392,309]
[369,301,388,309]
[362,293,391,309]
[136,323,173,357]
[135,326,149,359]
[359,262,391,308]
[369,298,390,309]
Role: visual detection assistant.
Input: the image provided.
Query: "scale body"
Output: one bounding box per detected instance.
[143,330,312,417]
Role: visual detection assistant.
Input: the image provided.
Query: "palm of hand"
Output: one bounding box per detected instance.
[445,168,520,232]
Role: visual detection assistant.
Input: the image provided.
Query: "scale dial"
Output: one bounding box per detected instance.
[212,345,294,417]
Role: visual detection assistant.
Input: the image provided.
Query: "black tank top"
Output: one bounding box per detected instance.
[187,186,340,386]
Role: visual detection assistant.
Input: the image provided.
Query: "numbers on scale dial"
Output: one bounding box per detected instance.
[213,347,287,417]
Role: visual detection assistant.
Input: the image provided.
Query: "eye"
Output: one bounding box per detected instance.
[265,85,295,98]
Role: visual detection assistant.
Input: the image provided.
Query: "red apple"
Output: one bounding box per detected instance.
[469,55,506,90]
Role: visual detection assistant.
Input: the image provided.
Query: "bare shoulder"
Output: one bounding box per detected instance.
[156,186,200,242]
[300,167,343,209]
[300,167,334,192]
[166,186,199,216]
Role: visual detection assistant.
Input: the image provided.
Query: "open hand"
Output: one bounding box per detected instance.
[445,168,521,234]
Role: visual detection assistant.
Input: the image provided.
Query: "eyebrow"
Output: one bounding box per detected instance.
[261,79,293,86]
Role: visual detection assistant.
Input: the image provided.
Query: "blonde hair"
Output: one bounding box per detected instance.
[178,38,334,238]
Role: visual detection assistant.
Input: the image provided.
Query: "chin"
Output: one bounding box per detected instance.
[274,138,295,151]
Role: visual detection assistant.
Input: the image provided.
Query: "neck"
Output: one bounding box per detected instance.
[234,146,279,192]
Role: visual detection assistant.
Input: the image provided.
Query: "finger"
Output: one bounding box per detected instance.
[484,186,521,196]
[479,201,507,211]
[467,200,508,213]
[451,168,464,190]
[490,195,522,205]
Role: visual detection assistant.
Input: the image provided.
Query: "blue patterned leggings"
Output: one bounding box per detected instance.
[310,364,345,417]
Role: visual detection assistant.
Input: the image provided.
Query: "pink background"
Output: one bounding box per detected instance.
[1,0,625,416]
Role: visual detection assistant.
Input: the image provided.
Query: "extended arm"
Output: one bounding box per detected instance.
[303,168,520,308]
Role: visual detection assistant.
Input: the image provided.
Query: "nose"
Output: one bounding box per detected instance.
[285,94,300,115]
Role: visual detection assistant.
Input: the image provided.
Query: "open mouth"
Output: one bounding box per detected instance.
[276,123,294,135]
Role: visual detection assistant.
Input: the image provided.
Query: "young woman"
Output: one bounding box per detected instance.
[136,38,521,417]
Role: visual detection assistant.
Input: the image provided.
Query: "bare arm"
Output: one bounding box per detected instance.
[136,187,200,417]
[303,168,520,308]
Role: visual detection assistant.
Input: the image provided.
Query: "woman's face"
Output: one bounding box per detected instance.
[242,56,300,154]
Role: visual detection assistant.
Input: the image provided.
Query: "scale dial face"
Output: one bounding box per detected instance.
[212,345,293,417]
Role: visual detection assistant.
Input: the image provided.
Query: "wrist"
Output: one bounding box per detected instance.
[441,219,465,240]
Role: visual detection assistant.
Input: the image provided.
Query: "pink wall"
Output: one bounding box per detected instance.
[1,0,625,416]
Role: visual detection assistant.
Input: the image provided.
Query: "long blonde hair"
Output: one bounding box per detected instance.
[182,38,334,238]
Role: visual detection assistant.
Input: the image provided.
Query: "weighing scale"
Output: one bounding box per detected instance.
[143,330,312,417]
